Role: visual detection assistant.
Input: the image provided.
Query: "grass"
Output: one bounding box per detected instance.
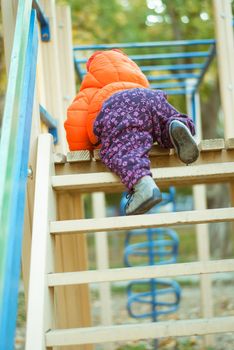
[116,339,215,350]
[17,291,26,328]
[117,345,146,350]
[87,225,198,271]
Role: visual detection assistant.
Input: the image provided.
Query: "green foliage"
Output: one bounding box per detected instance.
[116,339,215,350]
[55,0,234,44]
[117,344,146,350]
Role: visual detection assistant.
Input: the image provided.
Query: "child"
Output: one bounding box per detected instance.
[64,49,199,215]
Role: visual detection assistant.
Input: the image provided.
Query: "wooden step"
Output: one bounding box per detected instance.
[47,259,234,287]
[50,207,234,235]
[62,138,231,164]
[52,162,234,192]
[46,316,234,346]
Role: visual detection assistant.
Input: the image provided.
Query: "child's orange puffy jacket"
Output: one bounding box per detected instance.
[64,49,150,151]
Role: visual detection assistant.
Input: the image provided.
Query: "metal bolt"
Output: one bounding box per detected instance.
[27,166,33,179]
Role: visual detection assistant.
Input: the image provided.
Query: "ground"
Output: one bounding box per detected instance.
[16,278,234,350]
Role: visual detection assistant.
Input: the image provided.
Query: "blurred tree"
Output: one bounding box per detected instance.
[57,0,220,135]
[57,0,216,43]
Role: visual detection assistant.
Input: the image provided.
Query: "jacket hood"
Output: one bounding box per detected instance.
[86,49,126,71]
[81,49,149,90]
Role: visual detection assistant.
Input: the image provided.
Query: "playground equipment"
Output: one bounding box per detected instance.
[0,1,234,349]
[124,225,181,318]
[74,40,215,122]
[121,189,181,342]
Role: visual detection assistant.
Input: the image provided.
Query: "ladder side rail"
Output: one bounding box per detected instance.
[25,134,56,350]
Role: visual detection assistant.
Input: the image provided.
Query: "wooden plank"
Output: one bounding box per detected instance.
[213,0,234,138]
[73,139,230,164]
[25,134,56,349]
[55,192,92,350]
[36,30,47,108]
[91,193,112,328]
[93,146,171,161]
[55,149,234,178]
[193,185,214,347]
[54,152,67,164]
[52,162,234,192]
[225,138,234,149]
[50,207,234,235]
[47,258,234,286]
[40,0,67,153]
[186,78,202,142]
[46,316,234,346]
[185,81,214,345]
[56,5,76,114]
[198,139,225,151]
[67,150,92,162]
[1,0,18,74]
[93,149,101,161]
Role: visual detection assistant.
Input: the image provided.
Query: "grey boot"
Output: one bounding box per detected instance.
[125,176,162,216]
[169,120,199,164]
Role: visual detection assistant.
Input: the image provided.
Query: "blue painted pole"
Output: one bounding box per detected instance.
[0,8,38,349]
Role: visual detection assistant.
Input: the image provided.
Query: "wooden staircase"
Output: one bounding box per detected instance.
[25,133,234,349]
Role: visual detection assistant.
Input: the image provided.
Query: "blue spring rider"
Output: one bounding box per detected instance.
[120,187,181,348]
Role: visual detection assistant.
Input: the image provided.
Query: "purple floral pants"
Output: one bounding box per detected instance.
[93,88,195,190]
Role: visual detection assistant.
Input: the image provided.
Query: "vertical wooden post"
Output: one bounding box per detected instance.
[229,181,234,237]
[213,0,234,139]
[40,0,67,153]
[22,84,42,304]
[1,0,18,74]
[53,3,92,347]
[186,82,214,347]
[193,186,214,347]
[185,79,202,141]
[56,193,92,350]
[56,5,76,116]
[214,1,234,289]
[36,38,47,107]
[92,192,112,330]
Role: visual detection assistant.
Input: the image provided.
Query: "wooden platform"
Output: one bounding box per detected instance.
[53,139,234,192]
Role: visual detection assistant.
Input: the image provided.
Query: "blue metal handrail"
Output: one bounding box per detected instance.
[0,1,50,348]
[39,104,58,144]
[73,39,216,50]
[32,0,50,41]
[75,51,211,64]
